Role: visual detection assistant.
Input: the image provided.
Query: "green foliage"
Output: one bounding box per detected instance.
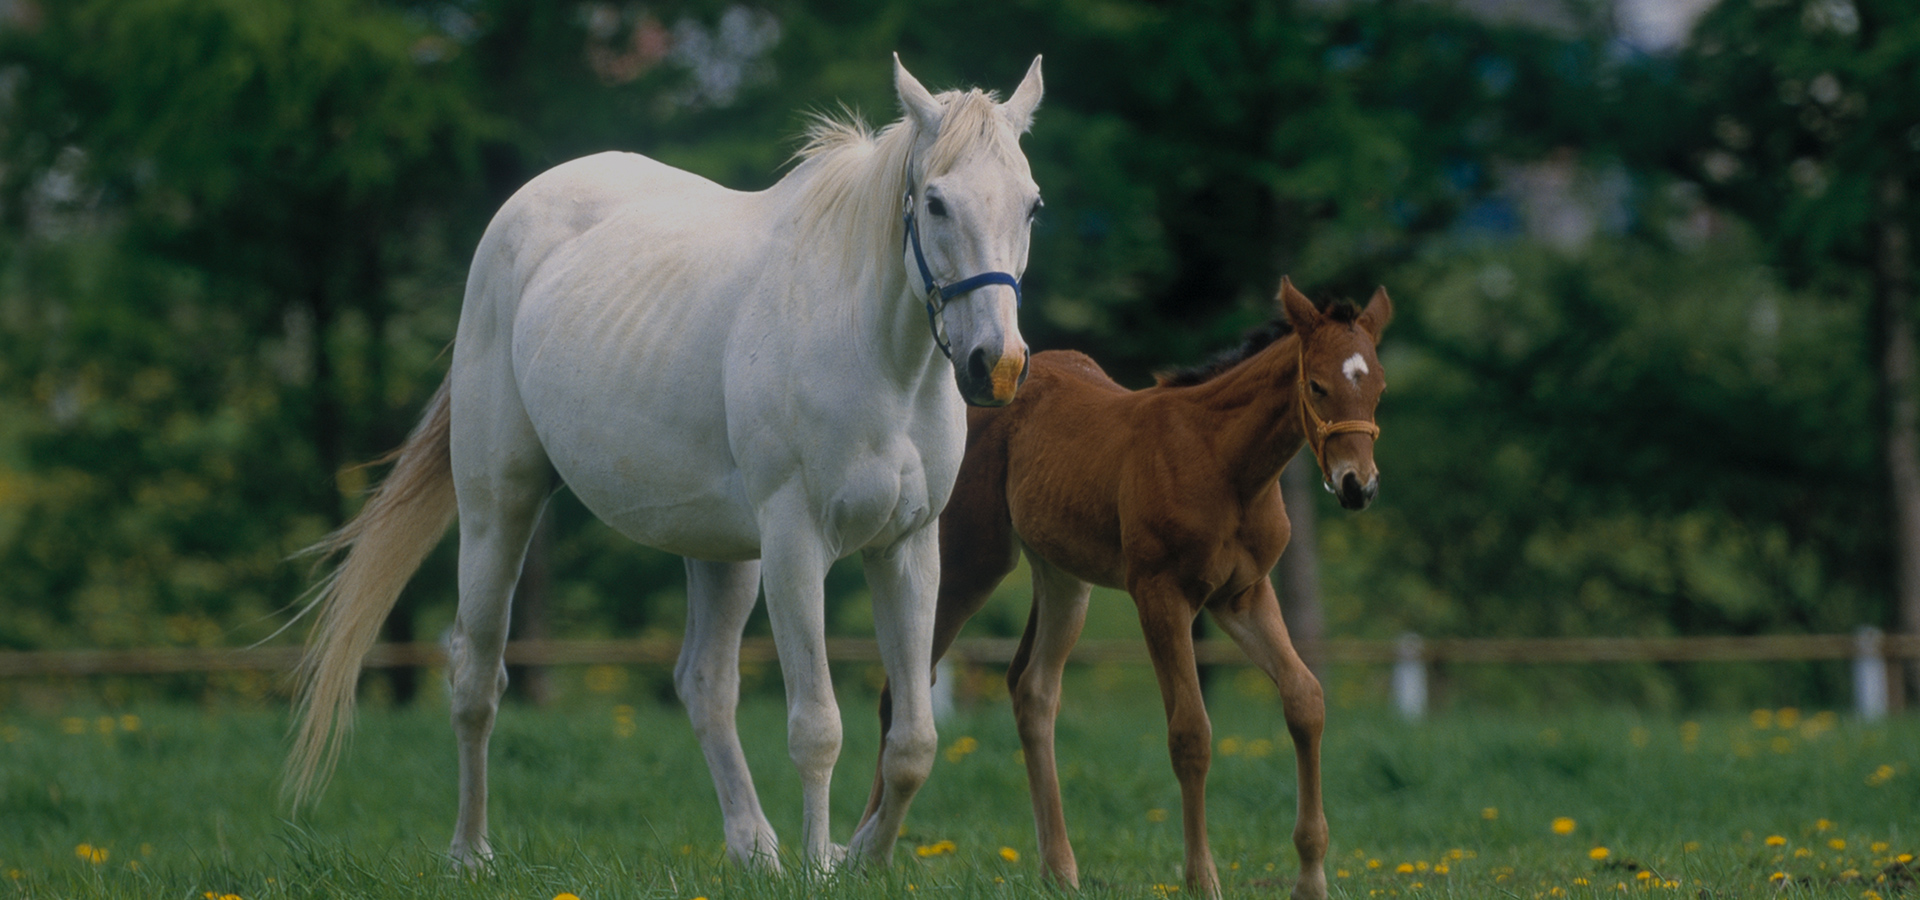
[1,0,1915,710]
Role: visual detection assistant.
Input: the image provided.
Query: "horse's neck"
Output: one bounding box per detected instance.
[764,170,938,388]
[1176,338,1308,495]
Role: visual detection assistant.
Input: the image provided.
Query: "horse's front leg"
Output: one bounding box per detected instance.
[1211,579,1327,900]
[1131,576,1221,900]
[758,504,843,868]
[1008,553,1094,889]
[847,526,941,867]
[676,558,780,870]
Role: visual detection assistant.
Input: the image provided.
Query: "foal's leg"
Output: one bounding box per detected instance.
[757,495,843,867]
[1007,553,1093,889]
[1130,577,1221,899]
[847,526,943,866]
[676,558,779,869]
[445,408,552,865]
[1210,579,1328,900]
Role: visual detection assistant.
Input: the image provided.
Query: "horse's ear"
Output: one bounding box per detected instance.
[894,54,944,134]
[1278,277,1320,334]
[1358,285,1393,340]
[1001,55,1044,134]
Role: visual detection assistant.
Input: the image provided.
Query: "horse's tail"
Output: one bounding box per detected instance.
[284,375,457,808]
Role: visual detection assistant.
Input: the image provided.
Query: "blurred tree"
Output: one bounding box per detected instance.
[1669,0,1920,700]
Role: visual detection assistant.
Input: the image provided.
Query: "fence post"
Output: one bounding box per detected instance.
[932,657,955,723]
[1393,632,1427,720]
[1855,626,1889,720]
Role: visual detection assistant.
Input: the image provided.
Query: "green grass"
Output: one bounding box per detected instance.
[2,670,1917,899]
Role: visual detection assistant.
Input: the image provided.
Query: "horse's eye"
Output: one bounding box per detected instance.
[1309,380,1329,398]
[927,197,948,217]
[1030,198,1044,219]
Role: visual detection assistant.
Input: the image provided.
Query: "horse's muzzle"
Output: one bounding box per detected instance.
[1334,470,1378,511]
[959,346,1029,407]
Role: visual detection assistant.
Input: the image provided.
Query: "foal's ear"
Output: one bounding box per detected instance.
[1278,277,1321,334]
[894,54,944,133]
[1358,286,1393,340]
[1001,56,1044,134]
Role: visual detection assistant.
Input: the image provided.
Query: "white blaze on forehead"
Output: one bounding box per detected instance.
[1342,352,1369,384]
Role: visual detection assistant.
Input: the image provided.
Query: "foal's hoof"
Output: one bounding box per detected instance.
[1291,869,1329,900]
[824,842,849,869]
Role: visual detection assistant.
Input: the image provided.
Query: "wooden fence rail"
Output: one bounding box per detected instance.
[4,632,1916,676]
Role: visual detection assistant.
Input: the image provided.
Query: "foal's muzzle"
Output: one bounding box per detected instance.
[1332,469,1379,511]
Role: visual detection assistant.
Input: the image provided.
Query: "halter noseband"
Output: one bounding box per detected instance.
[905,192,1023,360]
[1297,340,1380,483]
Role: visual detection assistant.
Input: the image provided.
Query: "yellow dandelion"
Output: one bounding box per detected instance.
[1396,862,1415,874]
[1573,877,1589,886]
[1750,709,1774,729]
[552,893,580,900]
[944,736,979,763]
[1816,819,1835,832]
[1481,807,1499,820]
[1590,847,1610,861]
[1769,872,1787,883]
[1830,839,1848,851]
[1367,859,1383,870]
[1897,853,1914,864]
[1434,863,1449,875]
[1551,817,1576,835]
[1636,870,1652,882]
[1765,835,1788,847]
[1217,736,1243,756]
[1151,884,1180,897]
[914,840,956,858]
[1336,869,1350,878]
[1146,808,1168,823]
[998,846,1019,863]
[1794,847,1813,858]
[1870,842,1889,854]
[74,844,107,864]
[1683,841,1700,853]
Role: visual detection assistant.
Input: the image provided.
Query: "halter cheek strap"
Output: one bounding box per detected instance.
[1298,341,1380,481]
[905,193,1023,360]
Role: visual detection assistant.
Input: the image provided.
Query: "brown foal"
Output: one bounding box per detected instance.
[863,278,1390,900]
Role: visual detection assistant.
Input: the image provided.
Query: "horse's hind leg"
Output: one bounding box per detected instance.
[1007,552,1093,890]
[1210,578,1327,900]
[676,558,779,869]
[445,386,553,865]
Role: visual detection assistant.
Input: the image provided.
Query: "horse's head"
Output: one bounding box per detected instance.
[1280,277,1392,511]
[895,55,1042,407]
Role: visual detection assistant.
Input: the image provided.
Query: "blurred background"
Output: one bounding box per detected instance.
[1,0,1915,714]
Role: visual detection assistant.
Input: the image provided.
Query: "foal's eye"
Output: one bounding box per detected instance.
[926,197,948,217]
[1030,198,1044,220]
[1308,380,1329,398]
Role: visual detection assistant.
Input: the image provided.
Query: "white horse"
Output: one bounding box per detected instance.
[285,55,1044,871]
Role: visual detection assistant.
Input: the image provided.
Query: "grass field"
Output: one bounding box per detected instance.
[2,666,1917,899]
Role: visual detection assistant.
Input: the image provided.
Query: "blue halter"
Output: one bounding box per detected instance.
[904,193,1023,360]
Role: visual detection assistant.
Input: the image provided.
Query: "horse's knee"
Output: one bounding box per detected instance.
[787,705,844,774]
[1168,717,1212,783]
[1282,673,1326,739]
[882,718,936,795]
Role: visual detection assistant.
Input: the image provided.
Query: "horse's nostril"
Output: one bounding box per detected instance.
[967,347,992,383]
[1342,472,1363,497]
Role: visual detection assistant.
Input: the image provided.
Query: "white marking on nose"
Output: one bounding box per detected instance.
[1342,353,1369,384]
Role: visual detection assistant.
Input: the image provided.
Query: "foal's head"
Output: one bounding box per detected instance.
[1280,278,1392,510]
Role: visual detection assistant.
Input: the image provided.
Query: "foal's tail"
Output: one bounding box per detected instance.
[284,376,457,809]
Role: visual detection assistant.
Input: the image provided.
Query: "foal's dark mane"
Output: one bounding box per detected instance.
[1153,299,1362,388]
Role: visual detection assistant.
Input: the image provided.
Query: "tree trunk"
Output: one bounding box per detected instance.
[1276,459,1327,676]
[1876,174,1920,710]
